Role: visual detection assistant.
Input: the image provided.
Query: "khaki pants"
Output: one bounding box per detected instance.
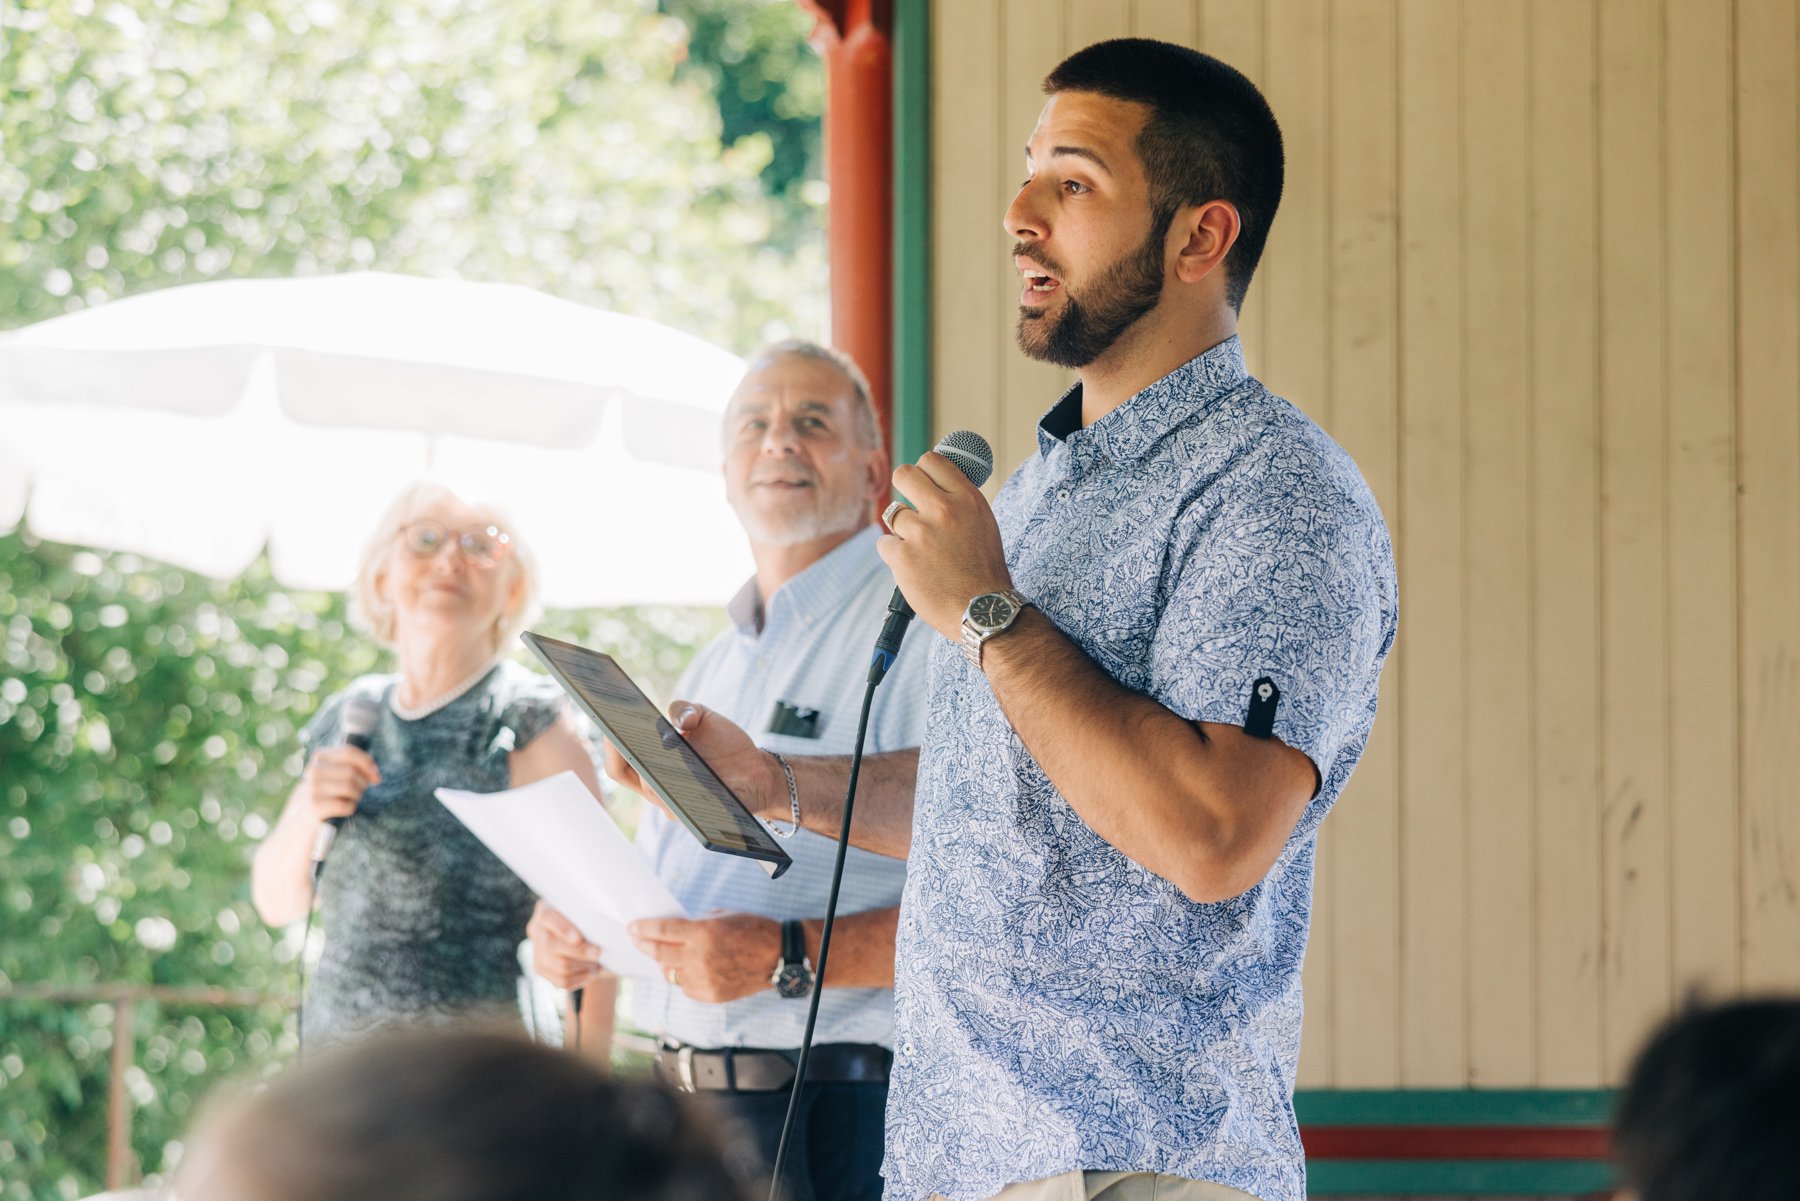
[933,1170,1263,1201]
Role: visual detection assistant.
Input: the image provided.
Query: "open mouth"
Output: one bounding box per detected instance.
[1016,256,1062,305]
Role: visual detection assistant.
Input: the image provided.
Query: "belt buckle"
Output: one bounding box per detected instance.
[675,1045,696,1092]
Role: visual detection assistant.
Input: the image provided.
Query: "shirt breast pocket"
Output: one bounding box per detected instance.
[764,698,823,740]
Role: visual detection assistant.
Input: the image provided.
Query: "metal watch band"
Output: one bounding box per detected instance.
[961,589,1029,668]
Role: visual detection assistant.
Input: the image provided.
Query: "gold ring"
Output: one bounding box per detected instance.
[882,500,909,532]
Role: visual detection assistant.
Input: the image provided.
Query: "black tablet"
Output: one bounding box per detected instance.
[521,631,792,879]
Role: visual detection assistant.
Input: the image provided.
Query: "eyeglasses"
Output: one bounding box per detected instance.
[397,521,512,568]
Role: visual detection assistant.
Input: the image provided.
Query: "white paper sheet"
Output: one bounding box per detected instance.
[436,771,687,981]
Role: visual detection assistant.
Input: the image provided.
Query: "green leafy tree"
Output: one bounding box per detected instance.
[0,0,824,348]
[661,0,825,246]
[0,534,729,1198]
[0,0,820,1196]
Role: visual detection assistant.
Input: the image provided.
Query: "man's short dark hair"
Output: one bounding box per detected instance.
[1614,997,1800,1201]
[1044,39,1283,312]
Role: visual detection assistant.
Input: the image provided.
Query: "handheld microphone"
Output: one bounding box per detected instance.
[310,691,381,885]
[772,439,991,1198]
[870,430,995,685]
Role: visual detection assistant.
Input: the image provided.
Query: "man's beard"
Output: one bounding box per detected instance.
[730,483,869,548]
[1015,214,1169,369]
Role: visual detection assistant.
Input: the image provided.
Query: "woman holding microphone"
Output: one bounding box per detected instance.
[252,482,608,1048]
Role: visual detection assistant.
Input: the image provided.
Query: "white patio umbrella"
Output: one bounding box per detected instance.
[0,273,754,606]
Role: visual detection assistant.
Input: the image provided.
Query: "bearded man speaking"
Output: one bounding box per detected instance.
[607,39,1397,1201]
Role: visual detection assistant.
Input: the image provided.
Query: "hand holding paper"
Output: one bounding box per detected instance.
[436,770,687,980]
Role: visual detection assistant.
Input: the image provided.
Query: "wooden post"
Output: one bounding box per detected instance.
[106,995,136,1190]
[797,0,895,445]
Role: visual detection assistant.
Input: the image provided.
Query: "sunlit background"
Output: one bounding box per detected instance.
[0,1,825,1196]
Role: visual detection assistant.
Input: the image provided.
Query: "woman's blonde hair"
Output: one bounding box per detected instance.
[350,481,541,655]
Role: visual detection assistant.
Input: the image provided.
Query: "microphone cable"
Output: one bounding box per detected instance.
[767,667,880,1201]
[292,689,380,1058]
[295,890,319,1057]
[766,429,993,1199]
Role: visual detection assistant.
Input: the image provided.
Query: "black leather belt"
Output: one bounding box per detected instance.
[654,1042,892,1093]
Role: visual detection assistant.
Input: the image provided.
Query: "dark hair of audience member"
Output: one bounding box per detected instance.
[1044,38,1284,312]
[1613,996,1800,1201]
[183,1028,752,1201]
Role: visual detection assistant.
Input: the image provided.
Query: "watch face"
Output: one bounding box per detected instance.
[968,593,1017,632]
[774,963,814,999]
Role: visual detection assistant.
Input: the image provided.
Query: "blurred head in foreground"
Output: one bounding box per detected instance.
[178,1029,750,1201]
[1613,996,1800,1201]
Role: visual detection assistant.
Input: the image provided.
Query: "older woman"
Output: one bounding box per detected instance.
[252,482,609,1047]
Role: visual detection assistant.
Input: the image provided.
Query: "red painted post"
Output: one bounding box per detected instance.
[797,0,895,447]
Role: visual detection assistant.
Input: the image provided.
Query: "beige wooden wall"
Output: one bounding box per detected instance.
[928,0,1800,1089]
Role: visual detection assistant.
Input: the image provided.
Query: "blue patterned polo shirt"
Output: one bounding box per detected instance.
[883,337,1397,1201]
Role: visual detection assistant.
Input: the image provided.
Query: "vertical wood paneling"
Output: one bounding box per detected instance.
[998,1,1073,474]
[1665,0,1741,1000]
[1326,0,1401,1088]
[1598,0,1672,1081]
[1529,0,1605,1088]
[1259,0,1335,1087]
[1258,1,1332,425]
[1067,0,1132,52]
[1735,0,1800,993]
[1132,0,1199,45]
[1463,0,1535,1086]
[1200,0,1269,376]
[931,4,1004,451]
[1396,0,1467,1087]
[927,0,1800,1089]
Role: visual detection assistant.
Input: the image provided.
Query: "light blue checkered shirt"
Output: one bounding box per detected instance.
[631,525,928,1049]
[884,338,1398,1201]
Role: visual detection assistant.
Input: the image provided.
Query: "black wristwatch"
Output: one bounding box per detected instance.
[770,919,816,999]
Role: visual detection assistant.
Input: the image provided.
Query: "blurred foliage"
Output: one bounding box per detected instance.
[0,0,824,350]
[0,531,727,1197]
[660,0,824,247]
[0,0,814,1196]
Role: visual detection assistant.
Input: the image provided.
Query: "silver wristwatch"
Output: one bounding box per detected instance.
[960,589,1029,668]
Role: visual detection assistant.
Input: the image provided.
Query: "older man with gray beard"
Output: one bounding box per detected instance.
[530,341,927,1201]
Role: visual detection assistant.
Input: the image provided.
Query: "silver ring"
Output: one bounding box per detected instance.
[882,500,909,533]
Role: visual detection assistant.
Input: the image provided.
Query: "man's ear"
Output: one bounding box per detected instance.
[866,446,892,501]
[1172,200,1241,286]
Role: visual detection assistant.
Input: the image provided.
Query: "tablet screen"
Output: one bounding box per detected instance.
[521,632,791,877]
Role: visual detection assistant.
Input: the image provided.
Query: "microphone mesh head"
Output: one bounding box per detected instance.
[933,430,995,488]
[341,692,382,739]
